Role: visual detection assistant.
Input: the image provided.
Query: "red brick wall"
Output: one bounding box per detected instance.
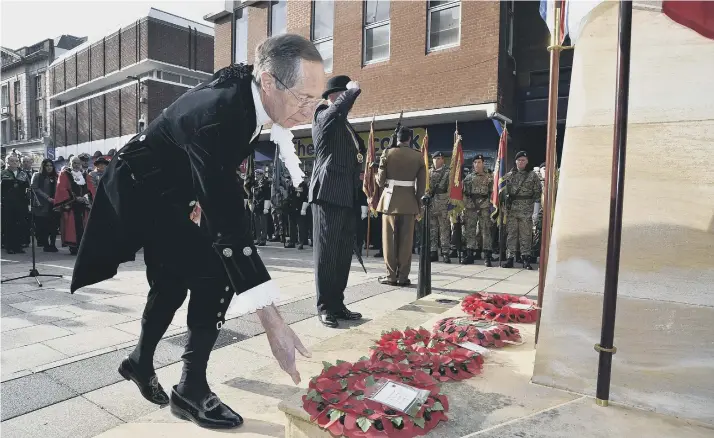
[236,0,501,118]
[214,16,233,71]
[247,6,268,64]
[77,48,90,86]
[120,85,137,135]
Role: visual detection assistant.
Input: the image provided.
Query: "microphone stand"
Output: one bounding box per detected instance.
[2,187,64,287]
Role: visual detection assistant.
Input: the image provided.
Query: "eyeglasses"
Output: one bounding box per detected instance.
[271,74,323,112]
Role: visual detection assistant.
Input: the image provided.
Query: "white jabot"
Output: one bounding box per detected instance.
[251,81,304,187]
[71,170,86,186]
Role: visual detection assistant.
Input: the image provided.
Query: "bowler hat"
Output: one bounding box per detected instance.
[322,75,351,99]
[94,156,110,166]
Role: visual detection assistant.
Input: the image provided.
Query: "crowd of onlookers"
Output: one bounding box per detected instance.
[1,151,109,255]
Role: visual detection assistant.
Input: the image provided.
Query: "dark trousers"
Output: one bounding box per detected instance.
[2,208,27,251]
[313,202,355,313]
[254,212,268,243]
[369,214,382,249]
[35,213,59,247]
[129,254,235,400]
[285,210,299,243]
[297,212,309,244]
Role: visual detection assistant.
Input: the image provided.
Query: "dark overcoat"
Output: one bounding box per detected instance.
[71,64,271,296]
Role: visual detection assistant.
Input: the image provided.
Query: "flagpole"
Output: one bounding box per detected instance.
[535,1,565,345]
[596,0,632,408]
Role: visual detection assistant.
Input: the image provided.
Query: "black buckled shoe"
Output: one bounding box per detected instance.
[170,387,243,429]
[318,312,339,328]
[397,279,412,287]
[297,244,304,250]
[118,358,169,406]
[335,307,362,321]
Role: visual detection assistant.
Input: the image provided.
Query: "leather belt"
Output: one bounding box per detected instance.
[387,179,415,188]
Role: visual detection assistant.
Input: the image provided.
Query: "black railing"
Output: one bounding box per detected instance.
[417,195,432,298]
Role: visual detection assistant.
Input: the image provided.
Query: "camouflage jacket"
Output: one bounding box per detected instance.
[428,165,450,210]
[463,171,492,210]
[504,169,541,218]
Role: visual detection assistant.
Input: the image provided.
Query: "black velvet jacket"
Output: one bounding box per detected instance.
[71,64,271,295]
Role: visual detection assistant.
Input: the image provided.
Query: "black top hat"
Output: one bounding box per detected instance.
[322,75,351,99]
[94,156,110,165]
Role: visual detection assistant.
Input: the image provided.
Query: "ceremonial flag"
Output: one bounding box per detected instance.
[421,129,430,193]
[362,116,380,213]
[447,126,464,221]
[491,126,508,222]
[541,1,714,45]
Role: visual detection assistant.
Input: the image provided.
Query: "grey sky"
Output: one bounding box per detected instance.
[1,0,223,50]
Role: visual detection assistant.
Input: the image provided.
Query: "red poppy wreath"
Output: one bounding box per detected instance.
[461,293,539,323]
[433,317,522,347]
[370,327,484,382]
[302,358,449,438]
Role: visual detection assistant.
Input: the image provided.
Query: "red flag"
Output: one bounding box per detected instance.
[362,117,380,212]
[421,129,430,193]
[663,1,714,40]
[447,128,465,220]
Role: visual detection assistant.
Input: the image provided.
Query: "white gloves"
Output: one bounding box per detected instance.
[346,81,360,90]
[301,202,308,216]
[244,199,248,208]
[264,200,271,214]
[361,206,368,220]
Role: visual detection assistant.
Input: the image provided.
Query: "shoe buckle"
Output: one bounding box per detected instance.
[202,394,221,411]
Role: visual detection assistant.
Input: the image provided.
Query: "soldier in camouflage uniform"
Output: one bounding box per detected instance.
[502,151,541,269]
[427,152,451,263]
[462,155,493,266]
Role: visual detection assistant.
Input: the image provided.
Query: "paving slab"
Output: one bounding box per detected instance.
[1,343,67,381]
[1,307,79,332]
[0,373,78,421]
[1,323,75,351]
[0,396,123,438]
[42,326,135,356]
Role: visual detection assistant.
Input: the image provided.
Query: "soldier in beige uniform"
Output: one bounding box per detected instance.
[375,128,427,286]
[428,152,452,263]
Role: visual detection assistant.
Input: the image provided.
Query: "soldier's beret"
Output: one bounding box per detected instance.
[473,154,485,162]
[539,162,546,168]
[432,151,444,158]
[515,151,528,160]
[255,169,264,174]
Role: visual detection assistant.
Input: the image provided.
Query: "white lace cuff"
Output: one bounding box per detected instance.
[226,279,280,316]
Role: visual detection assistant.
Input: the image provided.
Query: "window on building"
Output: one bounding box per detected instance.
[269,1,287,36]
[35,75,43,98]
[506,0,514,56]
[181,76,199,87]
[15,119,23,140]
[312,0,334,73]
[37,116,43,136]
[1,84,8,107]
[1,120,7,145]
[427,0,461,52]
[234,7,249,64]
[363,0,390,64]
[162,71,181,83]
[13,81,21,103]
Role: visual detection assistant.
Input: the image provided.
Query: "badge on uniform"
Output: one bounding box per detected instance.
[189,201,203,227]
[357,153,364,164]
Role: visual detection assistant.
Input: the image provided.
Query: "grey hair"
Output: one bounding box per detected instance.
[254,34,323,90]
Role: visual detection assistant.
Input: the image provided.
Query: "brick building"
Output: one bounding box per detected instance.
[205,0,571,171]
[47,8,214,166]
[1,35,86,166]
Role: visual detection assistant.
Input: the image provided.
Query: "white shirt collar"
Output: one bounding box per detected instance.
[251,81,271,127]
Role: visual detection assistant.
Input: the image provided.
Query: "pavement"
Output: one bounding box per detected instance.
[0,242,538,437]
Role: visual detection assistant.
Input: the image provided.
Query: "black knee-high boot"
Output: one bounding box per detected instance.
[177,326,220,400]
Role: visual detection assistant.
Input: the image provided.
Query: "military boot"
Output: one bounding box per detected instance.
[449,248,458,258]
[461,249,474,265]
[442,253,451,264]
[522,255,533,270]
[474,249,482,260]
[484,251,493,267]
[430,251,439,262]
[501,256,514,268]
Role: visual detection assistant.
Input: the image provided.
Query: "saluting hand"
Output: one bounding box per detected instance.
[346,81,360,90]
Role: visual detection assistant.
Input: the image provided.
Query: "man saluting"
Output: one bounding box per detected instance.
[71,34,325,429]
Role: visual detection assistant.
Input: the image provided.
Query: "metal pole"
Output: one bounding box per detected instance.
[417,195,432,298]
[535,3,563,345]
[595,0,632,408]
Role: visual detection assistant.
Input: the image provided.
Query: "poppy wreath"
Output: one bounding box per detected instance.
[370,327,484,382]
[433,317,522,347]
[302,358,449,438]
[461,293,539,323]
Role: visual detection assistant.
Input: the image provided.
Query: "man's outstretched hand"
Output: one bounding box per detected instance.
[257,304,311,384]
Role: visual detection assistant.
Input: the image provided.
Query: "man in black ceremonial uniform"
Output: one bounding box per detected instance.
[71,34,326,429]
[248,168,271,246]
[309,75,366,328]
